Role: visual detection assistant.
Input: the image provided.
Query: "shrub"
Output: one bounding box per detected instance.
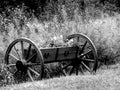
[0,64,15,87]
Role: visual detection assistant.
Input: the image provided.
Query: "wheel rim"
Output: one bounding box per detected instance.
[61,34,98,75]
[5,37,44,82]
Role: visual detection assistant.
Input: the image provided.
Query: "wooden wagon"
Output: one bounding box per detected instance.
[4,33,98,82]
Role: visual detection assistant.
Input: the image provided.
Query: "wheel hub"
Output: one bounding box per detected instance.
[16,60,27,72]
[71,58,81,66]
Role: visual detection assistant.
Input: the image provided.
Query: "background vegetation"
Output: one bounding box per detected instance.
[0,0,120,86]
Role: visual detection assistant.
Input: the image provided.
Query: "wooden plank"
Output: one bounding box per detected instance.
[40,47,77,63]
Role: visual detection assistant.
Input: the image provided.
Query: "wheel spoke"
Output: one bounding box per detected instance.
[27,53,37,62]
[28,67,40,76]
[62,63,71,70]
[60,63,68,76]
[26,44,32,59]
[77,37,80,42]
[82,58,95,62]
[61,70,66,76]
[79,41,87,54]
[46,72,51,78]
[9,54,19,61]
[27,63,41,66]
[74,37,80,45]
[27,70,34,81]
[81,61,92,72]
[69,66,75,75]
[79,50,92,57]
[75,66,79,75]
[21,41,24,59]
[14,70,19,77]
[86,45,92,49]
[14,46,21,60]
[79,64,84,74]
[7,64,16,67]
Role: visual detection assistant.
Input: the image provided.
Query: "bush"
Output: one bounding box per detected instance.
[0,64,15,87]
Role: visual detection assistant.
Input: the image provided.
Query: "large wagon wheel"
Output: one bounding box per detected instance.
[5,38,44,82]
[61,33,98,75]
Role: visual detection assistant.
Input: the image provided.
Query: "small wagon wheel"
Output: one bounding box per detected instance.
[61,33,98,75]
[4,38,44,82]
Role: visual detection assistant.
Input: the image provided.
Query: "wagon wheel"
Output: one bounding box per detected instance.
[5,38,44,82]
[61,33,98,75]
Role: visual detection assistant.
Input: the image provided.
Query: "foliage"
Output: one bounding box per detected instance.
[0,64,15,87]
[0,0,120,19]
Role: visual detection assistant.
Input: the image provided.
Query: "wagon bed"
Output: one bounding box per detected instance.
[41,47,77,63]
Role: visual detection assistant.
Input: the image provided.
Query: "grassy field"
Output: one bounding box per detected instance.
[1,3,120,88]
[1,64,120,90]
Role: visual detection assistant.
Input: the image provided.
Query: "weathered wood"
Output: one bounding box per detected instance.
[40,47,78,63]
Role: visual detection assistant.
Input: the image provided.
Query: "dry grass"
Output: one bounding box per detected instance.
[0,6,119,55]
[1,12,120,63]
[1,64,120,90]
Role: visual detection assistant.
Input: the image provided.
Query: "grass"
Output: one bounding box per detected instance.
[1,64,120,90]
